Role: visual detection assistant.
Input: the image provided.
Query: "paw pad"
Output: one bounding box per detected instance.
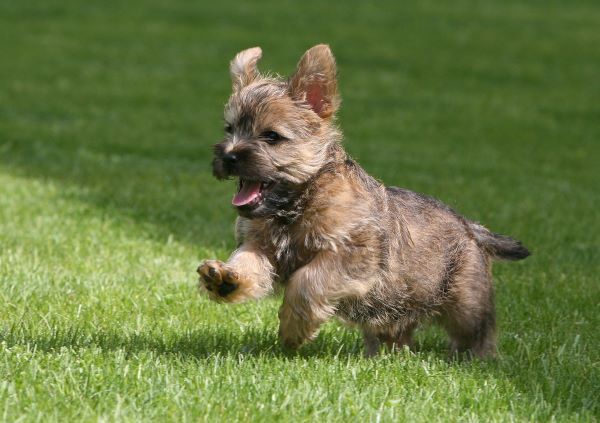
[197,260,239,300]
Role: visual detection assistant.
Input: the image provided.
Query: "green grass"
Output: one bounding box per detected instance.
[1,0,599,421]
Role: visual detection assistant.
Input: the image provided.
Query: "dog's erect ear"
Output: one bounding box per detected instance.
[230,47,262,91]
[289,44,339,119]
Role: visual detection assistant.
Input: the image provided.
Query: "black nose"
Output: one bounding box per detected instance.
[222,153,237,167]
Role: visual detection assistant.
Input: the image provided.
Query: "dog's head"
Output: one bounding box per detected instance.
[212,45,341,219]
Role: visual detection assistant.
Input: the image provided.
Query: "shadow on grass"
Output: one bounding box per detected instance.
[0,326,369,360]
[0,320,492,363]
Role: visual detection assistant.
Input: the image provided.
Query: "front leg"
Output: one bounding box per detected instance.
[198,243,274,303]
[278,251,372,349]
[278,298,330,350]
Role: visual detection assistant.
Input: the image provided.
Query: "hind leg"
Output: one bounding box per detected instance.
[380,323,417,352]
[441,259,497,359]
[362,324,416,357]
[445,307,496,359]
[362,329,381,358]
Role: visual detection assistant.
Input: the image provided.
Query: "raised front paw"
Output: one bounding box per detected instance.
[197,260,242,302]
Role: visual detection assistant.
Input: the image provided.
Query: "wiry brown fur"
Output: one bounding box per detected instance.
[198,44,530,358]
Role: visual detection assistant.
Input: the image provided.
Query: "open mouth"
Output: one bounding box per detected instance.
[232,178,275,208]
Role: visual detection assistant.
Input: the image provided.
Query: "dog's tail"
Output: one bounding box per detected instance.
[469,222,530,261]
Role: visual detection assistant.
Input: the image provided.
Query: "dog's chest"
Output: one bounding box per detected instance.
[243,211,350,282]
[266,226,316,282]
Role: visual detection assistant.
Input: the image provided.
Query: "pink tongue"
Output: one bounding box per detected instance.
[232,181,262,206]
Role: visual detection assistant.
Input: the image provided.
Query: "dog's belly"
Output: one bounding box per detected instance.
[336,278,443,328]
[336,293,415,327]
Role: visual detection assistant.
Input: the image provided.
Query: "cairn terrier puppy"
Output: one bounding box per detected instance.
[198,44,529,358]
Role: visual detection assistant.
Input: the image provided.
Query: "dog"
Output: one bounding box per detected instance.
[197,44,530,358]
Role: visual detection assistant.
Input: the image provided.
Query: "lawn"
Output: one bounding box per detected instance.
[0,0,598,421]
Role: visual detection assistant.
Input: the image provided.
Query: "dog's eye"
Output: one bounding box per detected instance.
[224,123,233,134]
[261,131,285,145]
